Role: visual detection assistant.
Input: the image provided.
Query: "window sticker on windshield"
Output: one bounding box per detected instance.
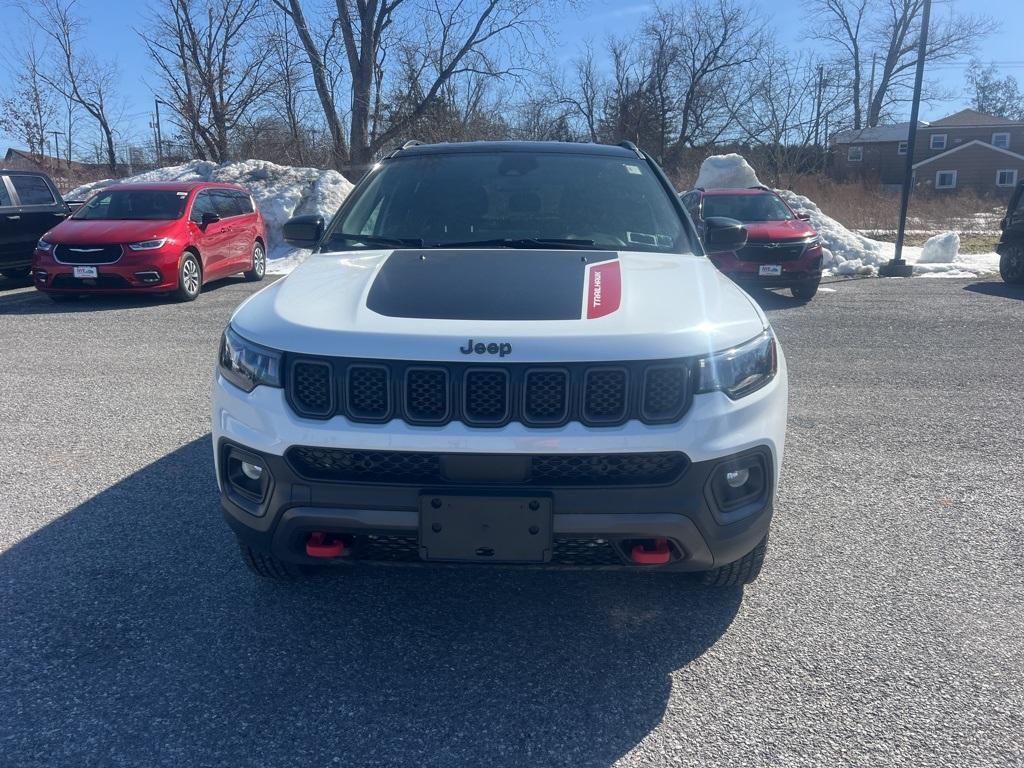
[627,232,673,247]
[176,192,188,198]
[624,164,643,175]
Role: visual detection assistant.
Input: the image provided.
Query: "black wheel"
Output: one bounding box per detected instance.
[791,279,820,300]
[1000,247,1024,285]
[47,292,80,303]
[175,252,202,302]
[244,241,266,282]
[1,267,31,279]
[696,536,768,587]
[237,540,306,581]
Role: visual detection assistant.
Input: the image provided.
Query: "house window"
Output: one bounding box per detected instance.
[934,170,957,189]
[992,132,1010,149]
[847,146,863,162]
[930,134,947,150]
[897,141,908,155]
[996,169,1018,187]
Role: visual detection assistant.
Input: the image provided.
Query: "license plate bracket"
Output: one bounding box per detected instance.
[758,264,782,276]
[419,494,552,563]
[73,266,98,278]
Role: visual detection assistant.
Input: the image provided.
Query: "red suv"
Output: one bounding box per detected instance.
[32,182,267,302]
[681,187,823,300]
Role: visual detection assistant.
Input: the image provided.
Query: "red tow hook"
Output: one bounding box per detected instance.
[630,538,671,565]
[306,531,345,558]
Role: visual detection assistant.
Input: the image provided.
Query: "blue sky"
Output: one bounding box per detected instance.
[1,0,1022,154]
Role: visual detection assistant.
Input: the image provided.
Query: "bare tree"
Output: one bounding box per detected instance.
[805,0,869,129]
[141,0,271,163]
[273,0,549,174]
[867,1,995,126]
[25,0,121,173]
[0,36,53,156]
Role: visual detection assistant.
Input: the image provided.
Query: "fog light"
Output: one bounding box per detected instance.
[241,461,263,480]
[725,468,749,488]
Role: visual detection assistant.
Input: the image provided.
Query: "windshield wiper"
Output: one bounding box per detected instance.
[429,237,596,250]
[326,233,423,248]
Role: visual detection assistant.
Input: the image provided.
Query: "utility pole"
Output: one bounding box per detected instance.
[880,0,930,278]
[154,98,165,166]
[50,131,62,168]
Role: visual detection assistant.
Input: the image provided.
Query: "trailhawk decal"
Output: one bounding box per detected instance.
[584,259,622,319]
[366,249,618,321]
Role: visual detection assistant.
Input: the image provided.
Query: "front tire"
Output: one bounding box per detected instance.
[696,536,768,587]
[175,252,202,302]
[2,267,31,279]
[791,279,820,301]
[238,540,305,581]
[244,241,266,282]
[999,247,1024,285]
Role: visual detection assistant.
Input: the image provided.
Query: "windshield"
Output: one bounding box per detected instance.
[73,189,188,221]
[701,193,794,223]
[322,151,690,254]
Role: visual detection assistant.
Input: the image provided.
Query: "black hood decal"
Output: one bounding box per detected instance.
[366,249,617,321]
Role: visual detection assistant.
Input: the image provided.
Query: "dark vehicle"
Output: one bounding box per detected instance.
[0,170,70,279]
[681,187,824,300]
[997,180,1024,284]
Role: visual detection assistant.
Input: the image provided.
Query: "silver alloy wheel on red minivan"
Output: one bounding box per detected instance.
[245,242,266,282]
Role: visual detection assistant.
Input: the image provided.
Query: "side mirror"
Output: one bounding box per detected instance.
[796,211,811,221]
[283,214,325,248]
[201,211,221,226]
[704,216,747,253]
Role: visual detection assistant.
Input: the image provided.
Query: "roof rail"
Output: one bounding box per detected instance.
[617,140,644,158]
[402,140,424,149]
[748,184,771,191]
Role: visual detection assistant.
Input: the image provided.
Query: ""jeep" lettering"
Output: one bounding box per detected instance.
[459,339,512,357]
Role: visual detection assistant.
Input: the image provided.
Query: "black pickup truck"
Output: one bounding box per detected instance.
[997,180,1024,284]
[0,169,71,279]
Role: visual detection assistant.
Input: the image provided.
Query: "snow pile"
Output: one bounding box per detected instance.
[775,189,998,279]
[67,160,354,270]
[695,154,762,189]
[917,231,959,263]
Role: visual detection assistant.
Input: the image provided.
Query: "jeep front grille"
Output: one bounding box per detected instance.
[287,447,689,486]
[285,356,693,427]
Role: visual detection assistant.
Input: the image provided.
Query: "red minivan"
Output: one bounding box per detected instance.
[32,181,268,302]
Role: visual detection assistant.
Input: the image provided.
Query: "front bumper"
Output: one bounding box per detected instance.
[212,355,787,571]
[32,248,180,293]
[710,249,823,288]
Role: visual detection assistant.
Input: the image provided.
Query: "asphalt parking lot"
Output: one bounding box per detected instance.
[1,273,1022,767]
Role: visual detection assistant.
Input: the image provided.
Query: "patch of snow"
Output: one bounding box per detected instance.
[695,154,762,189]
[917,232,959,263]
[66,159,354,266]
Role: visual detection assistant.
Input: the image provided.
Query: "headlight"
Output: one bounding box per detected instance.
[128,238,169,251]
[36,239,53,252]
[695,330,777,399]
[802,236,821,249]
[219,325,283,392]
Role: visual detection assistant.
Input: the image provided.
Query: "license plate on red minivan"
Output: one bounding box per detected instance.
[73,266,98,278]
[759,264,782,276]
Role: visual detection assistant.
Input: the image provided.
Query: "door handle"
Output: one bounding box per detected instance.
[6,215,20,220]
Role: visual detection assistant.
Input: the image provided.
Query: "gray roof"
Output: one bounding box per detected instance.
[832,123,924,144]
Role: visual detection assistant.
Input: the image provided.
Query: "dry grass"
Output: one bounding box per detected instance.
[785,176,1006,233]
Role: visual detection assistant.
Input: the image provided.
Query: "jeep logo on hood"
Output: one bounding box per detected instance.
[460,339,512,357]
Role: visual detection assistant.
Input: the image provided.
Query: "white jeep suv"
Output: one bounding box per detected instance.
[212,140,787,585]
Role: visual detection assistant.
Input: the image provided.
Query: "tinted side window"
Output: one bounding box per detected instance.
[190,192,217,222]
[0,177,12,208]
[233,190,254,214]
[212,191,243,218]
[10,175,56,205]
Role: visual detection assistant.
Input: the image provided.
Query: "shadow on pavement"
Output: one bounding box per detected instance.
[0,436,741,767]
[963,281,1024,301]
[0,276,249,315]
